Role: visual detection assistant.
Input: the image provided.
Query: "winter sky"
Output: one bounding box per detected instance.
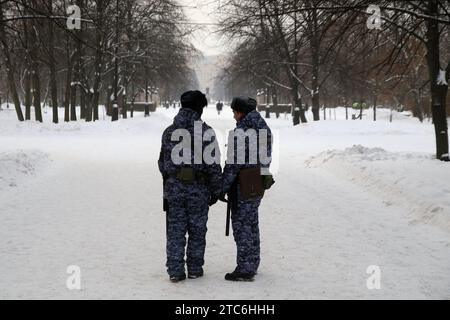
[177,0,225,56]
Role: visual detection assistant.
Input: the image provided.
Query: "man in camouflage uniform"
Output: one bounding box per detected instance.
[158,90,222,283]
[221,97,273,281]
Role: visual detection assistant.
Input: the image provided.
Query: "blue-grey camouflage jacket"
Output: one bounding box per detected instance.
[158,108,222,197]
[222,110,273,194]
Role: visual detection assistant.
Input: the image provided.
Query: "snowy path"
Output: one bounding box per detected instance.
[1,107,449,299]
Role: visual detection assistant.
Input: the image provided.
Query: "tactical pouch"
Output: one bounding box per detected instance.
[176,167,195,183]
[239,167,265,200]
[262,174,275,190]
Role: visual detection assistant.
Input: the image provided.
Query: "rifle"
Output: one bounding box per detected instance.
[163,175,169,236]
[226,179,238,237]
[225,196,231,236]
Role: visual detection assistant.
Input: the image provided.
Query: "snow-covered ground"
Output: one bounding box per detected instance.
[0,104,449,299]
[0,149,50,191]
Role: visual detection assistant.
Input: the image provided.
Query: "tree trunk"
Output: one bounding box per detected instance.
[4,56,24,121]
[122,84,128,119]
[70,84,77,121]
[130,80,135,118]
[373,95,377,122]
[310,4,320,121]
[24,70,31,120]
[112,0,119,122]
[85,92,93,122]
[359,101,363,120]
[311,88,320,121]
[77,45,86,119]
[90,21,103,123]
[413,91,424,122]
[0,5,24,121]
[106,83,113,116]
[28,3,42,122]
[311,54,320,121]
[64,53,72,122]
[31,65,43,123]
[111,104,119,121]
[291,82,307,125]
[70,48,78,121]
[80,87,86,119]
[93,93,99,121]
[48,1,58,124]
[299,104,308,123]
[23,11,31,120]
[426,0,449,161]
[430,86,448,160]
[272,86,279,118]
[79,75,86,120]
[292,96,307,125]
[292,105,300,125]
[76,0,84,120]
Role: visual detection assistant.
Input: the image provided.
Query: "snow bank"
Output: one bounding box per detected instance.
[0,150,50,191]
[306,145,450,232]
[0,105,169,137]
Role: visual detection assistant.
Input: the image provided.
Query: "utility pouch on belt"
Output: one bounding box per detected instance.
[262,174,275,190]
[176,167,195,183]
[239,167,265,200]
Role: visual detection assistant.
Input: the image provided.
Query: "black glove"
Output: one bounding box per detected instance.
[208,195,219,206]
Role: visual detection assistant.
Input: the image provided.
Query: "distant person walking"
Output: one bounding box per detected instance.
[216,101,223,115]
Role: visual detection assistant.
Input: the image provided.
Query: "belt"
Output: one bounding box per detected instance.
[169,168,209,184]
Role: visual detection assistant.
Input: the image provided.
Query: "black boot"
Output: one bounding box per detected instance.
[170,273,186,283]
[225,271,255,282]
[188,270,204,279]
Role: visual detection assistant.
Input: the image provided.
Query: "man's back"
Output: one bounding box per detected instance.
[158,90,222,282]
[158,108,222,196]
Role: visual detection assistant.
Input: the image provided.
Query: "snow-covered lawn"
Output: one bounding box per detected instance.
[0,105,449,299]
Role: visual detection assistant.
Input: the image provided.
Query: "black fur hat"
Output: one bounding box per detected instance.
[230,96,257,114]
[180,90,208,115]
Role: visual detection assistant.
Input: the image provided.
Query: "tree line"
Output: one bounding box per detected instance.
[0,0,199,123]
[217,0,449,161]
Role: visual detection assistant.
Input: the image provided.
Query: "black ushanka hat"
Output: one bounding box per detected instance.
[231,96,257,114]
[180,90,208,115]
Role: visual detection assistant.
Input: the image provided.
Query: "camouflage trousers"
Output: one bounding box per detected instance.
[231,198,261,274]
[166,197,209,277]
